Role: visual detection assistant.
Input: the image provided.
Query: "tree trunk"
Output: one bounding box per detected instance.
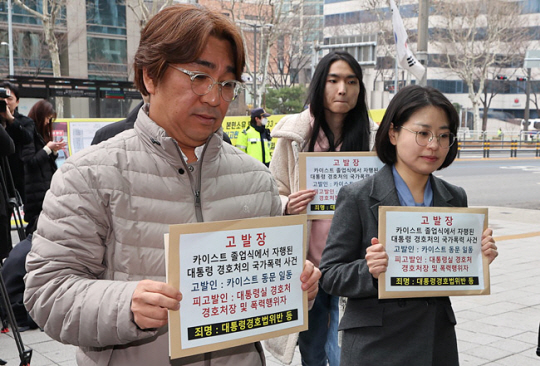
[43,19,64,117]
[472,100,481,136]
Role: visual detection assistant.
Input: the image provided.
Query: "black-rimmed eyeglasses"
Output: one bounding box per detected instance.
[399,126,456,149]
[169,65,242,102]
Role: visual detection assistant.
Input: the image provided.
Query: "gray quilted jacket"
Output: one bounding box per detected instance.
[24,108,281,366]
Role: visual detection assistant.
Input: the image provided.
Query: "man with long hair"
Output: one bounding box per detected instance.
[266,51,377,366]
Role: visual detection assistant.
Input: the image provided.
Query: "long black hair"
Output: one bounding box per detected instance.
[307,51,370,152]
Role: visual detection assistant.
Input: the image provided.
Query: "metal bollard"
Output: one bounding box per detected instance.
[510,140,517,158]
[536,141,540,158]
[457,141,461,159]
[483,140,490,158]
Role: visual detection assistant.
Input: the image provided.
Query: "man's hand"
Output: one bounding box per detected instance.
[0,103,14,124]
[301,260,321,302]
[131,279,182,330]
[365,237,388,279]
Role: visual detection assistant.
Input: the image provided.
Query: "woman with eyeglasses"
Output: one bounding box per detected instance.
[21,100,66,234]
[319,85,498,366]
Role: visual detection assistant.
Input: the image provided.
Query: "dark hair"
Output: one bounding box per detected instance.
[307,51,370,152]
[28,100,56,143]
[1,81,19,100]
[375,85,459,170]
[134,4,245,96]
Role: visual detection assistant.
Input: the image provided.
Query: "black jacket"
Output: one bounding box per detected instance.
[21,129,58,224]
[4,110,34,203]
[91,101,143,145]
[0,127,15,260]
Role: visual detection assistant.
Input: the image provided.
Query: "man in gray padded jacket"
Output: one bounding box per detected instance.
[24,5,320,366]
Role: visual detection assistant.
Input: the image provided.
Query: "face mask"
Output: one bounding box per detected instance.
[261,117,268,126]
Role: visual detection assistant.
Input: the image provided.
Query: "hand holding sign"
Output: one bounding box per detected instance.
[131,279,182,329]
[286,190,316,215]
[300,260,321,301]
[481,228,498,264]
[365,237,388,280]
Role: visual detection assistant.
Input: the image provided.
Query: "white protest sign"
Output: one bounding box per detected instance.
[299,152,384,219]
[167,215,308,358]
[379,207,490,299]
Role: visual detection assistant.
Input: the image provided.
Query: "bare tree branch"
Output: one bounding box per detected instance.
[432,0,528,131]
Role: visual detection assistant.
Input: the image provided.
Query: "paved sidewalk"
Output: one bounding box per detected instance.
[1,206,539,365]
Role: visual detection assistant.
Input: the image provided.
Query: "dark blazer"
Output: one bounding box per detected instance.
[91,101,143,145]
[320,164,467,366]
[0,125,15,156]
[0,127,15,259]
[21,129,58,225]
[4,111,34,203]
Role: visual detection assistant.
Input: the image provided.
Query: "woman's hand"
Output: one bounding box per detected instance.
[481,228,498,264]
[46,140,66,152]
[286,189,316,215]
[365,237,388,279]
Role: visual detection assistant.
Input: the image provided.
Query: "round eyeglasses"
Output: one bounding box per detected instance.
[400,126,456,149]
[169,65,242,102]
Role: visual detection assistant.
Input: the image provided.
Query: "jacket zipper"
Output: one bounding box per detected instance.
[172,135,212,223]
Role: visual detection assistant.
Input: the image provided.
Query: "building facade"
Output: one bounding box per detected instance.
[323,0,540,129]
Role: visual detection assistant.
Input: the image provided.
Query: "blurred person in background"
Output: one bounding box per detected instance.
[21,100,65,234]
[0,82,34,204]
[0,126,15,260]
[0,218,39,332]
[235,107,272,167]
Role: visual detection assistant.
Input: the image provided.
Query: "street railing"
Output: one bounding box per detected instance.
[457,130,540,158]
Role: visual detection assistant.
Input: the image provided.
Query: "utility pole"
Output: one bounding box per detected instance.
[417,0,429,86]
[236,21,273,108]
[523,50,540,140]
[253,25,257,108]
[7,0,14,76]
[523,68,531,133]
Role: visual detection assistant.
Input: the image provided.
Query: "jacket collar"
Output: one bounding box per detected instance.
[133,106,223,167]
[430,173,456,206]
[368,164,457,219]
[369,165,400,219]
[271,109,312,146]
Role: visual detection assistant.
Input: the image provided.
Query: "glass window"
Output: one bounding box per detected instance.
[87,37,126,65]
[86,0,126,35]
[87,36,127,78]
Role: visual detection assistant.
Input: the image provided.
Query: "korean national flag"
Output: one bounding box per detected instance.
[390,0,426,80]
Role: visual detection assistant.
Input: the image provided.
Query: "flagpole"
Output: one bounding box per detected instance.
[394,55,398,94]
[417,0,429,86]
